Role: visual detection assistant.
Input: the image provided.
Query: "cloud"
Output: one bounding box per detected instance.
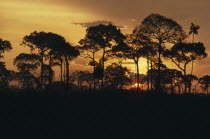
[72,20,126,29]
[129,18,137,22]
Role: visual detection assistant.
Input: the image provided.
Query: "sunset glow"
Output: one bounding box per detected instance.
[1,0,210,78]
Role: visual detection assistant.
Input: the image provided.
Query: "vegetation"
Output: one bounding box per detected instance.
[0,13,209,95]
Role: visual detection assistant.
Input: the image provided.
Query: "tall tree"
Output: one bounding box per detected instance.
[22,31,51,88]
[86,24,125,90]
[141,43,157,91]
[189,23,200,75]
[124,33,151,90]
[186,74,198,94]
[136,14,186,92]
[63,44,80,90]
[107,42,130,90]
[14,53,41,88]
[189,23,200,43]
[104,63,131,90]
[0,38,12,59]
[79,38,100,90]
[0,38,13,88]
[0,62,15,88]
[22,31,77,88]
[164,42,207,93]
[199,75,210,94]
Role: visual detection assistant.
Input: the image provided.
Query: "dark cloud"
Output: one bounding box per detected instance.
[72,20,126,29]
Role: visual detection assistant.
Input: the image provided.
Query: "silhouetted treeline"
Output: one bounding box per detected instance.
[0,13,209,95]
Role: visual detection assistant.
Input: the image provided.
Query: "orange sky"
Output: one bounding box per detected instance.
[1,0,210,79]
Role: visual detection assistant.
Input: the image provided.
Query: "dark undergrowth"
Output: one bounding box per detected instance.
[0,89,210,139]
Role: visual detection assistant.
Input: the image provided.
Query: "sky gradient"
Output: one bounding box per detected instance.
[1,0,210,79]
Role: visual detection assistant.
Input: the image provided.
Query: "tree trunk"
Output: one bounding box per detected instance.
[101,47,105,91]
[60,58,63,82]
[65,56,69,91]
[120,62,123,90]
[178,85,181,95]
[93,52,96,91]
[48,54,52,85]
[147,56,150,91]
[136,60,140,90]
[189,83,192,94]
[150,59,153,91]
[184,68,187,94]
[157,40,162,93]
[40,52,44,88]
[191,33,195,75]
[64,61,66,84]
[171,82,174,94]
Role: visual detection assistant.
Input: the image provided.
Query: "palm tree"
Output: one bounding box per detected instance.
[189,23,200,43]
[189,23,200,75]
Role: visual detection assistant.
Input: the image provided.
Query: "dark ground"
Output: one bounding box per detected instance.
[0,90,210,139]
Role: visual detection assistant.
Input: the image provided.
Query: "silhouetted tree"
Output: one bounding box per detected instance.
[186,74,198,94]
[161,69,183,94]
[164,42,207,93]
[141,43,157,91]
[79,38,100,90]
[124,33,151,90]
[0,38,13,88]
[137,14,187,92]
[0,62,15,88]
[22,31,51,87]
[199,75,210,94]
[86,24,125,90]
[14,53,41,88]
[104,63,131,90]
[0,38,12,59]
[189,23,200,43]
[107,42,130,90]
[189,23,200,75]
[72,70,94,90]
[22,31,79,89]
[64,45,80,90]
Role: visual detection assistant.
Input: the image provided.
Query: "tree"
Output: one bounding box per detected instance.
[72,70,94,90]
[22,31,79,89]
[189,23,200,43]
[14,53,41,88]
[189,23,200,75]
[22,31,51,88]
[164,42,207,93]
[160,69,183,94]
[104,63,131,90]
[107,42,130,90]
[199,75,210,94]
[62,44,80,90]
[186,74,198,94]
[0,62,15,88]
[0,38,12,59]
[14,53,41,73]
[136,14,187,92]
[86,24,125,90]
[0,38,13,88]
[141,43,157,91]
[79,38,100,90]
[124,33,151,90]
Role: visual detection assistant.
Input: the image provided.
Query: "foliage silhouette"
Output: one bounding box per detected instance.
[164,42,207,93]
[199,75,210,94]
[136,14,187,93]
[85,24,125,90]
[189,23,200,75]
